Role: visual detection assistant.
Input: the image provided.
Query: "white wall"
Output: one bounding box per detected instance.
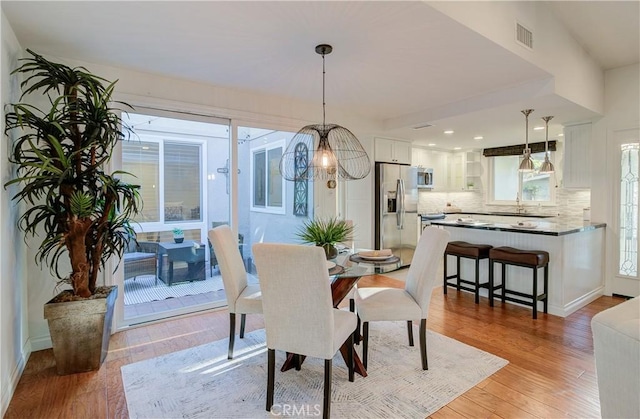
[592,63,640,297]
[0,11,28,417]
[428,1,604,115]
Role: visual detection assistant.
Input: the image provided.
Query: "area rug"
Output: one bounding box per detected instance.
[121,321,507,418]
[123,274,225,305]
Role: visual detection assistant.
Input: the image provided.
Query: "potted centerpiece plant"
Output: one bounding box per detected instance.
[4,50,141,375]
[172,228,184,243]
[296,217,354,259]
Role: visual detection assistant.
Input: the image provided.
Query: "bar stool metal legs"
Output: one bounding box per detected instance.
[443,241,492,304]
[489,247,550,319]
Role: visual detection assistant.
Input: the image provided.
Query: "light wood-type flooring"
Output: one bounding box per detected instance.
[4,274,625,418]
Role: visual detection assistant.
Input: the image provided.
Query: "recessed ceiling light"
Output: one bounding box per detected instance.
[428,143,436,147]
[558,133,564,137]
[444,130,454,134]
[453,147,461,150]
[473,136,483,140]
[533,126,544,131]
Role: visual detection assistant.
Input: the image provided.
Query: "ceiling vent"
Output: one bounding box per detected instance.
[515,22,533,50]
[412,123,433,130]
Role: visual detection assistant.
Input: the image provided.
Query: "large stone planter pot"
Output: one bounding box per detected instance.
[43,286,118,375]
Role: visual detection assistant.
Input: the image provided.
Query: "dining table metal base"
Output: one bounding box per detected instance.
[281,345,367,377]
[280,267,368,377]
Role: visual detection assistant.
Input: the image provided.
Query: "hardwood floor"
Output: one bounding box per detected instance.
[4,274,624,419]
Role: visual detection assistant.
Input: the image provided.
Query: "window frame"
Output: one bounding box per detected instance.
[487,152,557,206]
[250,139,286,214]
[121,129,208,232]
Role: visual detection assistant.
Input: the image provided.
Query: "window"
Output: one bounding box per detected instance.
[122,137,204,224]
[489,152,555,204]
[619,143,639,277]
[251,141,285,213]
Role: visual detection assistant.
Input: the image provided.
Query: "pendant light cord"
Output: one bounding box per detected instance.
[542,116,553,153]
[322,52,326,127]
[521,109,534,150]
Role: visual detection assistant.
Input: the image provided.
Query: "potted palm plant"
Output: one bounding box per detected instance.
[4,50,141,375]
[296,217,354,259]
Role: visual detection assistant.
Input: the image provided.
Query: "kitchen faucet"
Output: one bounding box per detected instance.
[515,194,526,214]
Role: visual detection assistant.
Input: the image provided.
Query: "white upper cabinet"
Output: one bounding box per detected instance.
[375,138,411,165]
[447,150,482,191]
[412,147,448,191]
[563,123,592,189]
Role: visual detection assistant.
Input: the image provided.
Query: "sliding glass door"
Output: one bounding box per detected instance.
[236,125,313,275]
[118,110,231,326]
[113,112,317,328]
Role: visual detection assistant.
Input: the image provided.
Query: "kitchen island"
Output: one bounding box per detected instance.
[430,219,606,317]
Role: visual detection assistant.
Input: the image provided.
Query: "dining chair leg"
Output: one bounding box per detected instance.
[228,313,236,359]
[323,359,332,419]
[362,321,369,369]
[239,314,246,338]
[348,332,354,382]
[355,313,361,345]
[266,348,275,412]
[295,354,301,371]
[407,320,414,346]
[351,300,360,345]
[419,318,428,370]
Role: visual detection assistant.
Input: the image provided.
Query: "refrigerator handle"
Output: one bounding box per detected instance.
[397,179,405,229]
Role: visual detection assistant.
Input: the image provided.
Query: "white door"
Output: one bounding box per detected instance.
[611,128,640,297]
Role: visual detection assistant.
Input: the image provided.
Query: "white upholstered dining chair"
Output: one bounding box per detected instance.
[252,243,357,419]
[355,226,450,370]
[208,226,262,359]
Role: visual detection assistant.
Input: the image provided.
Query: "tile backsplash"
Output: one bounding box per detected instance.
[418,188,591,224]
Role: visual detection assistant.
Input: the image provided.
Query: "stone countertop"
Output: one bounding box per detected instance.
[429,219,606,236]
[441,211,557,218]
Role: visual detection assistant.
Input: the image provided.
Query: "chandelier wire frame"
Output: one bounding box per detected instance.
[279,44,370,181]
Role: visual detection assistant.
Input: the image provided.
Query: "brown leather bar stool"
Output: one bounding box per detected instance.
[443,241,493,304]
[489,247,549,319]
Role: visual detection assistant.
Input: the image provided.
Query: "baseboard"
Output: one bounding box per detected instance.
[560,286,605,317]
[1,340,31,417]
[28,334,52,352]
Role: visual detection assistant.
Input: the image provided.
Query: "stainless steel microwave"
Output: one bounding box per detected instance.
[417,168,434,189]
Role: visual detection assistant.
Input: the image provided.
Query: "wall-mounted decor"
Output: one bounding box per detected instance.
[293,142,308,216]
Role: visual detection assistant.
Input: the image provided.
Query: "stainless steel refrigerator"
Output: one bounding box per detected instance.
[375,162,419,267]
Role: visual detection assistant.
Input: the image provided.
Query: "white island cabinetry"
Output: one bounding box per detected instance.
[430,220,605,317]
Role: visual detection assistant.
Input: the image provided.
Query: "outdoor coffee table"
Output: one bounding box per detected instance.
[157,241,206,286]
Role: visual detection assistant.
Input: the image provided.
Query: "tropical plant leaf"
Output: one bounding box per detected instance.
[3,49,141,297]
[296,217,354,246]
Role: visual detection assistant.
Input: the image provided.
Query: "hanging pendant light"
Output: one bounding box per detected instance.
[518,109,535,172]
[539,115,555,173]
[279,44,370,182]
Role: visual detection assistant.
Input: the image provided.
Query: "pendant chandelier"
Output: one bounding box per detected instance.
[279,44,370,182]
[539,115,555,173]
[518,109,535,172]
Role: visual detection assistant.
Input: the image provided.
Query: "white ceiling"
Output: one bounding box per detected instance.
[2,1,638,150]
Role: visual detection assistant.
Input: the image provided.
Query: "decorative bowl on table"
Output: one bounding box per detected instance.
[357,249,394,261]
